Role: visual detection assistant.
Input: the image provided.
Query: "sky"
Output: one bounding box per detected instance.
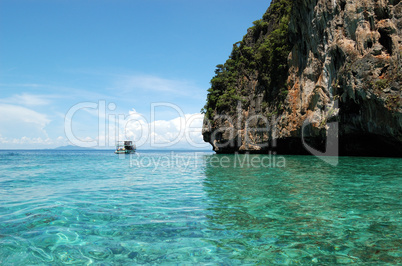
[0,0,272,149]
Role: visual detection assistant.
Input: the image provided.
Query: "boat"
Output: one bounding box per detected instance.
[114,141,136,154]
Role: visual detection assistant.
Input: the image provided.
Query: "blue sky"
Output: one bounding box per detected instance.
[0,0,271,149]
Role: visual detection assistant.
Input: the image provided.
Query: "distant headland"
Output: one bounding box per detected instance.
[53,145,94,150]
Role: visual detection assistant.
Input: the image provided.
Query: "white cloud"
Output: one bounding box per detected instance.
[0,83,118,103]
[114,74,201,96]
[66,108,208,149]
[0,135,67,148]
[0,104,208,149]
[119,110,208,149]
[0,104,50,139]
[0,93,52,106]
[0,83,43,88]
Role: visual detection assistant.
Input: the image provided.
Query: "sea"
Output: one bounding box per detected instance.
[0,150,401,264]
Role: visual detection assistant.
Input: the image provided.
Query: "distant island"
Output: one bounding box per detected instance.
[53,145,94,150]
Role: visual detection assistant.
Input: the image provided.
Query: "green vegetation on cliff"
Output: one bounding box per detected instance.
[202,0,293,119]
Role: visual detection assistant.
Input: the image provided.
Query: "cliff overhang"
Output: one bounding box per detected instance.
[202,0,402,157]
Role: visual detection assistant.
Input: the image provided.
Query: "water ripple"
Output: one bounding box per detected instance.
[0,151,401,264]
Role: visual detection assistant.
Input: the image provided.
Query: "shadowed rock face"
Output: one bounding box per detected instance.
[202,0,402,157]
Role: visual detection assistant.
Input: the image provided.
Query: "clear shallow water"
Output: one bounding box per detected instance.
[0,150,401,264]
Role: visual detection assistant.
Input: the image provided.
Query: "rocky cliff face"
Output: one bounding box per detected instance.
[202,0,402,157]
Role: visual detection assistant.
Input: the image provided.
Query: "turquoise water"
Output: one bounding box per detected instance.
[0,150,401,264]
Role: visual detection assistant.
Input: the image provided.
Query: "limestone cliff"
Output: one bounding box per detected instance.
[202,0,402,157]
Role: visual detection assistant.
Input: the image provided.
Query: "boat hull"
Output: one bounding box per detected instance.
[114,150,136,154]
